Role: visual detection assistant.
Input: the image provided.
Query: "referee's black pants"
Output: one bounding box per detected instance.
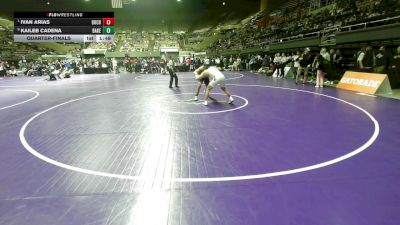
[168,68,178,87]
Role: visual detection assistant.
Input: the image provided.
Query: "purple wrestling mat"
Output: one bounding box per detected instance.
[0,72,399,225]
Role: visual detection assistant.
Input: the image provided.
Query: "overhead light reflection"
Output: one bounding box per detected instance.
[128,190,172,224]
[127,113,176,224]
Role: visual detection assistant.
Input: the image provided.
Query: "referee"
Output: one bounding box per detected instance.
[167,57,179,88]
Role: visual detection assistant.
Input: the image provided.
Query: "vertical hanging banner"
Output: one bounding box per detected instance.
[111,0,123,8]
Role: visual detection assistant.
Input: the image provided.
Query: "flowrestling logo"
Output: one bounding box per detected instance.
[46,13,83,18]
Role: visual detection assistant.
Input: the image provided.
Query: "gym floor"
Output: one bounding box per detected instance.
[0,72,399,225]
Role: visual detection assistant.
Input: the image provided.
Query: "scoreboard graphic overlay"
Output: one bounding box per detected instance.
[14,12,115,43]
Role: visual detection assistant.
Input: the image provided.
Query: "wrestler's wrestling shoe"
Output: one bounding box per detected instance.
[228,96,234,104]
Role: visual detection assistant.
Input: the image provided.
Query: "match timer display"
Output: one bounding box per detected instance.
[14,12,115,43]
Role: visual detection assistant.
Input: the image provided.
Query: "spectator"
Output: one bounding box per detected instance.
[374,46,389,73]
[356,47,366,70]
[292,51,301,75]
[314,47,330,88]
[0,61,6,77]
[112,58,118,73]
[363,46,375,72]
[236,56,242,71]
[295,47,313,84]
[358,46,374,72]
[326,49,336,82]
[389,46,400,88]
[279,53,288,78]
[223,57,228,69]
[258,54,271,75]
[333,49,344,81]
[7,64,17,77]
[273,53,282,77]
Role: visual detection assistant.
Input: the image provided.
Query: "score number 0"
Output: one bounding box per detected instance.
[102,18,115,26]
